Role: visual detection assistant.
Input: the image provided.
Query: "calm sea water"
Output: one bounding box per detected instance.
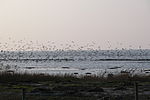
[0,50,150,75]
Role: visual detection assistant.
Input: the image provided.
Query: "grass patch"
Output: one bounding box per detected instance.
[0,72,150,100]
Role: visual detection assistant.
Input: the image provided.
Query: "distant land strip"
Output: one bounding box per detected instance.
[0,58,150,61]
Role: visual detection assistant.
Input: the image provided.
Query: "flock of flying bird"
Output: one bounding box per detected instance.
[0,40,150,75]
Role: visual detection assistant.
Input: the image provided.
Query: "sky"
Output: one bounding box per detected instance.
[0,0,150,50]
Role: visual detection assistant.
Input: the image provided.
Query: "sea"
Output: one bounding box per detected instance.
[0,49,150,76]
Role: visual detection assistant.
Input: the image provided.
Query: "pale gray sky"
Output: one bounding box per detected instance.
[0,0,150,49]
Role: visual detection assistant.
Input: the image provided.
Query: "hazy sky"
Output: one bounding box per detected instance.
[0,0,150,49]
